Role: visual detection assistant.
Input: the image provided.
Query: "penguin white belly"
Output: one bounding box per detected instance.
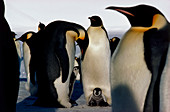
[14,40,21,62]
[160,45,170,112]
[82,27,111,104]
[23,43,31,90]
[111,28,151,111]
[53,31,75,108]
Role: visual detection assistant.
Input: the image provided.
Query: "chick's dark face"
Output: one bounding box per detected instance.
[93,88,102,96]
[106,5,163,27]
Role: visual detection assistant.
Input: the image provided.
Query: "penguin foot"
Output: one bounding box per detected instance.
[70,99,78,107]
[88,99,97,106]
[98,101,109,107]
[88,99,109,107]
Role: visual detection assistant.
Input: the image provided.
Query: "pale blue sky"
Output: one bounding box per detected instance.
[4,0,170,34]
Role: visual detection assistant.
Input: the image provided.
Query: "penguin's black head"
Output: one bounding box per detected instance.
[110,37,120,42]
[88,16,103,27]
[11,31,17,39]
[16,32,34,42]
[38,22,45,31]
[93,88,102,97]
[106,4,165,27]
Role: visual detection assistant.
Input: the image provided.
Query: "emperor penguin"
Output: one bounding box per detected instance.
[0,0,19,112]
[80,16,111,106]
[34,20,88,108]
[16,31,38,96]
[16,22,46,96]
[106,4,170,112]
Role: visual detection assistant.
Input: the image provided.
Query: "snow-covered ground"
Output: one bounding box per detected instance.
[17,80,112,112]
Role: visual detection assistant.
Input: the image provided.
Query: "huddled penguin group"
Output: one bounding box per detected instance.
[1,0,169,111]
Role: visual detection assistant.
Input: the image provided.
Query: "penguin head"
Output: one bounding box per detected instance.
[88,16,103,27]
[16,32,34,42]
[93,88,102,97]
[106,4,166,27]
[38,22,45,31]
[11,31,17,39]
[110,37,119,42]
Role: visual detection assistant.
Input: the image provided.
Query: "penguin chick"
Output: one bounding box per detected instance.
[88,88,109,106]
[16,31,38,96]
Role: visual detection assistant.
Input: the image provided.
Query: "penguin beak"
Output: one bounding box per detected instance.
[106,6,135,17]
[75,30,86,41]
[15,33,33,42]
[15,37,23,41]
[75,36,85,41]
[88,17,96,22]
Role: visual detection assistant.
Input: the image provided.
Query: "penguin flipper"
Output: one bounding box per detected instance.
[56,47,69,83]
[29,58,36,85]
[143,27,169,112]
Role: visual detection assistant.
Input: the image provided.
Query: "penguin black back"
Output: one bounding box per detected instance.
[0,0,19,112]
[143,26,170,112]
